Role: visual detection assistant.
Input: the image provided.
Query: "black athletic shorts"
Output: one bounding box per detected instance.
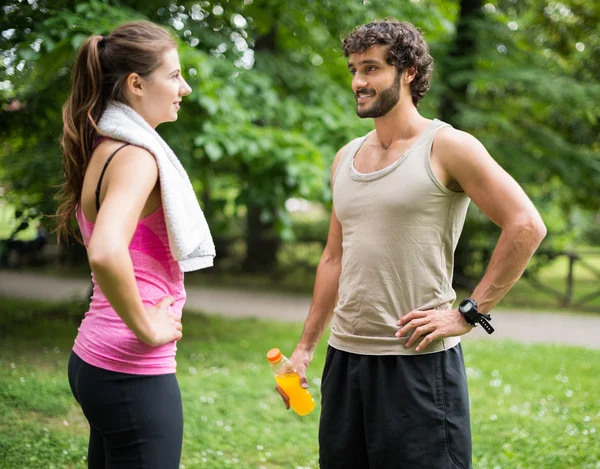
[319,344,472,469]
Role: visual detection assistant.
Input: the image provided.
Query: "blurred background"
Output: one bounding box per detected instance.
[1,0,599,309]
[1,3,600,468]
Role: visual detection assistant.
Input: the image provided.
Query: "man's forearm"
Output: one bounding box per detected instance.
[471,216,546,313]
[297,254,342,353]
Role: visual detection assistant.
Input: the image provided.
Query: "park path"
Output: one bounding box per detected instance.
[1,270,598,349]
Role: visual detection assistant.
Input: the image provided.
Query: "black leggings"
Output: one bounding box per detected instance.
[68,352,183,469]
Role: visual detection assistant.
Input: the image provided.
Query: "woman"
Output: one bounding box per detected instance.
[56,20,210,469]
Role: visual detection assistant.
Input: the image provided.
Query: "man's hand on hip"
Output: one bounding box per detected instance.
[396,309,473,352]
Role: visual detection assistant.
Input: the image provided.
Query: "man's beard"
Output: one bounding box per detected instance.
[355,74,401,118]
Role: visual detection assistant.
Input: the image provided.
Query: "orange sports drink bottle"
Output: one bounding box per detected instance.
[267,348,315,416]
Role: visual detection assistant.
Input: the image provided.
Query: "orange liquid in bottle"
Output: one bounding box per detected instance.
[275,372,315,416]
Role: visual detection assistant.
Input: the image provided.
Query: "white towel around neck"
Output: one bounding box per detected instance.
[98,101,215,272]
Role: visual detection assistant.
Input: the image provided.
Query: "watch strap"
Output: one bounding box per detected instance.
[477,313,495,334]
[459,298,495,335]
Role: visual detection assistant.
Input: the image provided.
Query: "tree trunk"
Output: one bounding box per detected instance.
[440,0,483,288]
[242,203,280,273]
[440,0,483,125]
[241,28,281,274]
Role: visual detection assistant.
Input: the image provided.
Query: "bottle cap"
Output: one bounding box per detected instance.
[266,348,282,364]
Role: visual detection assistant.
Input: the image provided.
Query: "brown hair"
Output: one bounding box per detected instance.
[56,20,176,243]
[342,19,434,106]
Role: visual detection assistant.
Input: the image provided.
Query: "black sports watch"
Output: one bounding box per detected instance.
[458,298,495,334]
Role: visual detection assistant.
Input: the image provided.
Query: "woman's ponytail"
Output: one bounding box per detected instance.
[56,35,105,243]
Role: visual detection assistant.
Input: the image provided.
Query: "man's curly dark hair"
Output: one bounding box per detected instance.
[342,19,434,106]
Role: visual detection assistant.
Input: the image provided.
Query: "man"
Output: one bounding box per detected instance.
[277,19,547,469]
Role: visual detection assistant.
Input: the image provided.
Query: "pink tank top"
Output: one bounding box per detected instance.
[72,143,186,375]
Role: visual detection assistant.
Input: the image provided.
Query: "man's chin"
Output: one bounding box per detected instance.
[356,106,378,118]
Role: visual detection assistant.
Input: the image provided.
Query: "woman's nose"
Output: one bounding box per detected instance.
[180,78,192,96]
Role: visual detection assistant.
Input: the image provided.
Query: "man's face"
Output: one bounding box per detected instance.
[348,45,401,118]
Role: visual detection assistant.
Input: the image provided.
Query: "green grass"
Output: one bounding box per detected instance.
[1,298,599,468]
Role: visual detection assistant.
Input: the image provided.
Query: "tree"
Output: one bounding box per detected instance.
[0,0,447,271]
[1,0,598,278]
[164,0,445,271]
[435,0,600,285]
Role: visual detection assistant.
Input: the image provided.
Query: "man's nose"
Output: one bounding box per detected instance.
[353,74,368,91]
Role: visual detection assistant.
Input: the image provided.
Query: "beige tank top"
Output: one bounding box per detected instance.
[328,119,470,355]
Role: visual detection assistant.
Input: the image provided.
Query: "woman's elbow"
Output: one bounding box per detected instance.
[88,250,112,272]
[87,242,126,271]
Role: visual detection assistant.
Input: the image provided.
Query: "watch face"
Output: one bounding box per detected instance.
[461,302,472,313]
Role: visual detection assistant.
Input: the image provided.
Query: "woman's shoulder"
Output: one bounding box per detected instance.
[89,139,158,193]
[92,138,154,163]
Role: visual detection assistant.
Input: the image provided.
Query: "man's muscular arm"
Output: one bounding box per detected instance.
[276,144,348,408]
[398,129,546,351]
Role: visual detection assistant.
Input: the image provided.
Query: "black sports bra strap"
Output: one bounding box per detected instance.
[95,143,130,212]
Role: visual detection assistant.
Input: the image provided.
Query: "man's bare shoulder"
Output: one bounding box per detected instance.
[435,126,485,159]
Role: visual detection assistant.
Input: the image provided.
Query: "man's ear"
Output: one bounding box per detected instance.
[126,73,144,98]
[404,66,417,84]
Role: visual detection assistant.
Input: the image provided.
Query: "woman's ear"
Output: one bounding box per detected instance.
[125,72,144,98]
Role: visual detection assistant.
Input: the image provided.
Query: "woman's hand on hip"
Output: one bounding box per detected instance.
[140,296,183,346]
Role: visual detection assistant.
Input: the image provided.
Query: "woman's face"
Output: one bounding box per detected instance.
[133,48,192,128]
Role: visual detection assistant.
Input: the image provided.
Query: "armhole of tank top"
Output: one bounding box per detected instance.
[424,124,460,196]
[331,135,368,189]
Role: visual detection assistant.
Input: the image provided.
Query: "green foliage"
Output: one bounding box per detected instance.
[0,1,140,229]
[0,0,599,256]
[0,297,599,468]
[452,1,600,214]
[291,215,330,244]
[431,0,600,273]
[0,0,450,240]
[581,217,600,245]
